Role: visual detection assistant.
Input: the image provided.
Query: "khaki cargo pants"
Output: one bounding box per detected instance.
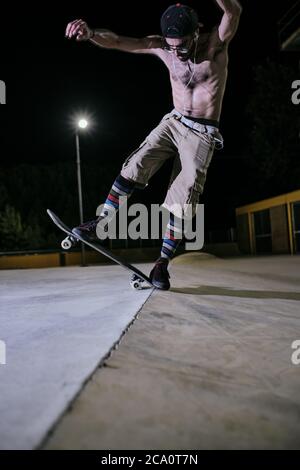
[120,109,223,218]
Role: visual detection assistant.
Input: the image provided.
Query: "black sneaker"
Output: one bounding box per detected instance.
[149,257,170,290]
[72,217,107,242]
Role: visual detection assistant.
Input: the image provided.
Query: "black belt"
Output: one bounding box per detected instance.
[183,115,219,128]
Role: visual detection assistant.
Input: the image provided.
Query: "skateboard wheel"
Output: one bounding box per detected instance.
[130,274,145,290]
[130,280,142,290]
[61,237,73,250]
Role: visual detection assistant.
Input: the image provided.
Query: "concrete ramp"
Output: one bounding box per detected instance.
[0,265,153,449]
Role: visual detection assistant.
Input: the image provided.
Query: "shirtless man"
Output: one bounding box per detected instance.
[66,1,242,290]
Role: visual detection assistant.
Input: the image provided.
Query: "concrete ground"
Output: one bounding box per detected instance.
[0,264,153,450]
[1,254,300,449]
[43,254,300,450]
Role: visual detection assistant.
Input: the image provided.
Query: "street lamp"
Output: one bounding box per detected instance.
[75,118,89,267]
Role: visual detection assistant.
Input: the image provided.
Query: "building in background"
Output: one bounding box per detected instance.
[236,190,300,255]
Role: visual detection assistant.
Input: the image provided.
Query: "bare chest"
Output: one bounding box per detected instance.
[159,45,227,91]
[169,60,216,88]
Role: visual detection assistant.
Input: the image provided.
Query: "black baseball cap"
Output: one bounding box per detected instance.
[160,3,199,38]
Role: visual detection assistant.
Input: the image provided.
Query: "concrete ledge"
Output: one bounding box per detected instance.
[0,248,161,270]
[0,243,241,270]
[0,252,61,270]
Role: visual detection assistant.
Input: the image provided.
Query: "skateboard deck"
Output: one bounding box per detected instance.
[47,209,153,289]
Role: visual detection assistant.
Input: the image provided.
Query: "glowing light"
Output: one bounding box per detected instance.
[78,119,88,129]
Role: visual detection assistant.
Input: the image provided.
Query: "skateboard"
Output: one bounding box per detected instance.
[47,209,153,290]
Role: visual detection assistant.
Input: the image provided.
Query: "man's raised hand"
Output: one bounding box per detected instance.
[65,19,93,41]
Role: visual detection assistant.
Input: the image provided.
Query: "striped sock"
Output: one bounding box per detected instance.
[161,213,183,261]
[100,174,135,220]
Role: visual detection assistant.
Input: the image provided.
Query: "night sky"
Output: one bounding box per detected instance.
[0,0,299,231]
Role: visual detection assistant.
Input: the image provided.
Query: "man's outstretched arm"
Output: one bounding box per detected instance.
[65,19,162,54]
[214,0,242,43]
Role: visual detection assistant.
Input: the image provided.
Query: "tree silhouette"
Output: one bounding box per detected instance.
[243,59,300,200]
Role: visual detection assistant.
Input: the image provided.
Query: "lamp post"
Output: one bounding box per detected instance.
[75,118,88,267]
